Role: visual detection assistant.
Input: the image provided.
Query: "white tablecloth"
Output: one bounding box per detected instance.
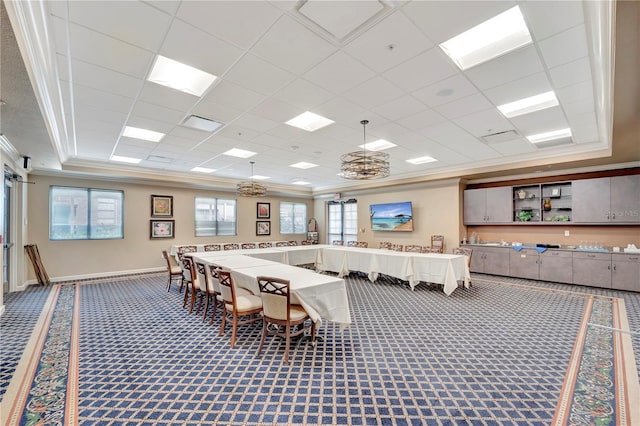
[278,245,328,266]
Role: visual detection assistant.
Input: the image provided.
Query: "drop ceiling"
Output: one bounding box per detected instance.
[0,0,630,195]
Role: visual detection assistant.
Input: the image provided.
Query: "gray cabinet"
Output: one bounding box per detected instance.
[539,250,573,283]
[509,248,539,279]
[573,175,640,223]
[612,254,640,292]
[470,246,510,275]
[463,187,512,224]
[572,252,612,288]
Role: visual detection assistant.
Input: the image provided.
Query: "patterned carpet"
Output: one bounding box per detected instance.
[1,272,639,425]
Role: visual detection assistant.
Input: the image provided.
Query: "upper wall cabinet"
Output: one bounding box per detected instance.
[463,187,512,224]
[572,175,640,223]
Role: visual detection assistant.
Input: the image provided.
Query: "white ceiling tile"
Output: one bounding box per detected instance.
[251,15,337,75]
[395,108,447,132]
[434,93,494,120]
[272,79,334,110]
[343,76,405,108]
[157,135,199,150]
[372,95,426,121]
[343,11,434,72]
[201,80,266,112]
[68,58,142,98]
[567,111,599,144]
[483,72,553,106]
[139,81,200,111]
[68,0,171,51]
[191,100,243,124]
[412,74,478,107]
[67,83,135,114]
[168,126,211,142]
[488,138,537,156]
[67,22,153,78]
[251,98,305,124]
[265,123,310,141]
[538,24,589,69]
[453,109,515,138]
[176,1,282,49]
[549,57,592,89]
[215,125,261,143]
[562,96,594,118]
[304,51,377,94]
[143,1,181,16]
[224,54,296,96]
[131,101,185,125]
[313,97,368,127]
[510,106,568,135]
[126,115,175,134]
[522,1,585,41]
[556,80,594,105]
[74,104,128,127]
[160,19,244,77]
[382,47,459,92]
[465,45,544,90]
[394,132,469,163]
[402,1,515,44]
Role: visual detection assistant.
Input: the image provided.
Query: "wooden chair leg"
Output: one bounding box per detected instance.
[258,320,267,356]
[210,298,219,325]
[202,295,210,321]
[230,315,238,349]
[284,325,291,364]
[182,285,190,308]
[219,311,227,336]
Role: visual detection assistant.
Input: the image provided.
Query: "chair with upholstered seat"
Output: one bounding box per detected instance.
[404,245,423,253]
[301,240,313,245]
[354,241,368,248]
[288,241,298,246]
[162,250,183,292]
[257,276,316,364]
[176,245,197,292]
[258,242,273,248]
[346,241,357,247]
[223,243,240,250]
[421,247,441,254]
[390,244,404,252]
[217,270,263,348]
[379,241,392,250]
[452,247,473,287]
[275,241,289,247]
[241,242,257,249]
[332,240,344,246]
[194,261,214,317]
[181,256,204,313]
[204,244,221,252]
[431,235,445,253]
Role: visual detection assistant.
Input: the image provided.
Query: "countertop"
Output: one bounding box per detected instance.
[462,243,639,254]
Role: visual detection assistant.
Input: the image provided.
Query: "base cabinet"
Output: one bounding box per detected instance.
[470,247,510,276]
[539,250,573,284]
[612,254,640,292]
[509,249,539,279]
[572,252,612,288]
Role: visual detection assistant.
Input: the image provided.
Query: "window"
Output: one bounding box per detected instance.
[327,200,358,244]
[280,202,307,234]
[195,197,236,236]
[50,186,124,240]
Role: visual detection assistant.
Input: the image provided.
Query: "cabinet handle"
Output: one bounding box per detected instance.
[607,211,610,220]
[630,257,639,261]
[608,264,611,270]
[613,264,616,271]
[612,212,616,219]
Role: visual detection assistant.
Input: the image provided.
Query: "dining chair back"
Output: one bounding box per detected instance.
[275,241,289,247]
[346,241,357,247]
[332,240,344,246]
[288,241,298,246]
[181,256,202,313]
[162,250,182,292]
[301,240,313,245]
[217,270,263,348]
[257,276,315,364]
[195,261,215,319]
[452,247,473,287]
[421,247,441,254]
[241,242,257,249]
[223,243,240,250]
[204,244,221,251]
[354,241,369,248]
[404,245,423,253]
[379,241,392,250]
[258,242,273,248]
[431,235,445,253]
[390,244,404,252]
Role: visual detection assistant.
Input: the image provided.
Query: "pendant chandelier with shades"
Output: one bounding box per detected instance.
[237,161,266,197]
[340,120,390,180]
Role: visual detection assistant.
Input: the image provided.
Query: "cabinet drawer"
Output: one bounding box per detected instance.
[540,250,572,258]
[612,253,640,263]
[573,252,611,261]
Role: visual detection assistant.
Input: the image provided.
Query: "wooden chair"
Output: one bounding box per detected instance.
[390,244,404,252]
[346,241,357,247]
[301,240,313,245]
[176,245,197,292]
[379,241,392,250]
[354,241,368,248]
[241,242,257,249]
[288,241,298,246]
[217,270,263,348]
[404,245,423,253]
[275,241,289,247]
[421,247,441,254]
[223,243,240,250]
[452,247,473,287]
[258,242,273,248]
[332,240,344,246]
[204,244,221,251]
[431,235,445,253]
[257,276,315,364]
[162,250,182,292]
[182,256,203,314]
[195,261,215,319]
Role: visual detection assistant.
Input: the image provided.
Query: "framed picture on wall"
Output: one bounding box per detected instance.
[151,195,173,217]
[256,221,270,236]
[257,202,270,218]
[150,220,175,239]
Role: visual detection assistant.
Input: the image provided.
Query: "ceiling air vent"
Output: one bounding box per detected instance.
[182,115,225,133]
[481,130,519,144]
[146,155,173,163]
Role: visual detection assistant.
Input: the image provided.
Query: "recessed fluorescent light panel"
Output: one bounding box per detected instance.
[147,55,217,96]
[439,6,532,70]
[182,115,225,133]
[250,175,270,180]
[292,180,311,185]
[359,139,397,151]
[223,148,256,158]
[111,155,141,164]
[498,91,559,118]
[192,167,215,173]
[406,156,437,165]
[122,126,165,142]
[290,162,318,169]
[526,128,572,144]
[285,111,334,132]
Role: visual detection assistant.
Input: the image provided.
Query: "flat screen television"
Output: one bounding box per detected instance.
[369,201,413,232]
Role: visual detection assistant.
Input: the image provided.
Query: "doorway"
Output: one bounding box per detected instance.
[3,167,14,295]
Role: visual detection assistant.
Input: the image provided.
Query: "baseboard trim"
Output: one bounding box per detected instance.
[19,267,166,290]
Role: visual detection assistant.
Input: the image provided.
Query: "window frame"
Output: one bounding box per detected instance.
[327,199,358,244]
[279,201,307,235]
[194,197,237,237]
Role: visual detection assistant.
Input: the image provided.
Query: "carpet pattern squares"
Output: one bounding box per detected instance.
[2,272,639,425]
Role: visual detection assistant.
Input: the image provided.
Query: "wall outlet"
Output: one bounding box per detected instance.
[564,230,570,237]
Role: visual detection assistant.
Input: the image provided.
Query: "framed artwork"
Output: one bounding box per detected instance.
[256,221,271,236]
[150,220,175,239]
[151,195,173,217]
[257,202,270,219]
[551,188,561,198]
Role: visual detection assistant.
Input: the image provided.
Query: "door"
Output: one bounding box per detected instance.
[463,189,487,224]
[572,177,611,222]
[485,187,513,223]
[3,172,11,295]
